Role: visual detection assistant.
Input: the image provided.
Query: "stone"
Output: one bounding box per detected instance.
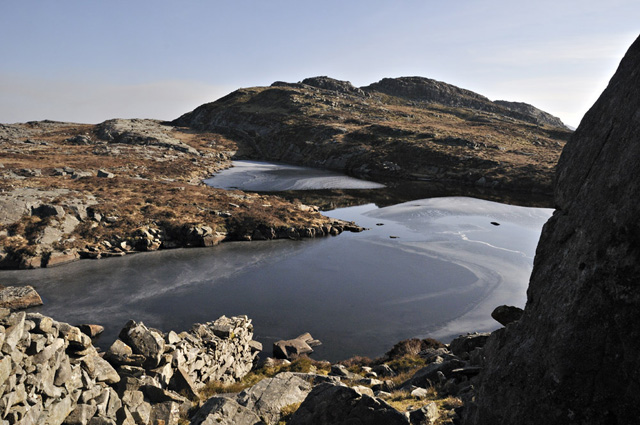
[0,286,43,310]
[104,339,144,366]
[63,403,98,425]
[77,324,104,338]
[466,35,640,425]
[410,387,431,399]
[118,320,165,367]
[57,323,92,351]
[190,396,264,425]
[352,385,374,397]
[288,382,409,425]
[2,311,25,352]
[81,354,120,384]
[149,401,180,425]
[402,358,465,389]
[448,332,490,356]
[273,338,313,361]
[408,402,439,425]
[372,364,396,377]
[236,372,311,424]
[329,364,362,380]
[490,305,524,326]
[96,170,114,179]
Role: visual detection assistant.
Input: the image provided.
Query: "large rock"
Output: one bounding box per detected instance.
[0,285,43,309]
[288,383,409,425]
[466,35,640,424]
[236,372,311,424]
[190,396,264,425]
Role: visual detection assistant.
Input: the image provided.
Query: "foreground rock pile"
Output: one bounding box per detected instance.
[0,310,260,424]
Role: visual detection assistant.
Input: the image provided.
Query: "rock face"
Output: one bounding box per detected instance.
[465,35,640,424]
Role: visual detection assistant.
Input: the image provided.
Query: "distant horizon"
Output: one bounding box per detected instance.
[2,1,638,128]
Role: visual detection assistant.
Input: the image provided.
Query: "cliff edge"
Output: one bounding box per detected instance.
[466,35,640,424]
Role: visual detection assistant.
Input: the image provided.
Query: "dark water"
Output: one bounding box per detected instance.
[0,163,552,361]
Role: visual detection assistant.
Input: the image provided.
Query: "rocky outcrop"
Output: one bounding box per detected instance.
[300,76,367,97]
[363,76,567,128]
[465,35,640,424]
[95,119,199,155]
[494,100,567,128]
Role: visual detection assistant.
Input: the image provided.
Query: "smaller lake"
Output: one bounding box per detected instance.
[204,160,385,191]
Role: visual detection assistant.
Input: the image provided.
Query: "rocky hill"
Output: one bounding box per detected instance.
[173,76,571,193]
[464,35,640,424]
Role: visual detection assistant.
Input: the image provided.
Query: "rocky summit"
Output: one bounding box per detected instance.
[464,35,640,424]
[173,76,571,193]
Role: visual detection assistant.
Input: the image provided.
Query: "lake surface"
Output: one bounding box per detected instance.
[0,162,553,361]
[204,160,385,191]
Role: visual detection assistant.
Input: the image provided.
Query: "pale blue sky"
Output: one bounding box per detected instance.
[1,1,638,127]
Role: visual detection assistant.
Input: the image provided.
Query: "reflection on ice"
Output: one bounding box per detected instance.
[204,160,385,191]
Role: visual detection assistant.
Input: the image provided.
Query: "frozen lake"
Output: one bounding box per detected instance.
[204,160,386,191]
[0,163,552,361]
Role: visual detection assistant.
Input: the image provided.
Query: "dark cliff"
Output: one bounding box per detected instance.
[466,35,640,424]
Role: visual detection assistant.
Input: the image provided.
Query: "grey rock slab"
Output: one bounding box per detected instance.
[190,396,264,425]
[236,372,311,425]
[62,403,98,425]
[288,382,409,425]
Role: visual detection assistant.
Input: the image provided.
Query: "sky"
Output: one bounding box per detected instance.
[1,1,638,128]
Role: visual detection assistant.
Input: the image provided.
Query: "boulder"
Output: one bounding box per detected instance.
[118,320,165,367]
[236,372,312,424]
[288,382,409,425]
[0,285,43,310]
[273,333,320,360]
[490,305,523,326]
[408,402,440,425]
[78,324,105,338]
[190,396,264,425]
[466,35,640,424]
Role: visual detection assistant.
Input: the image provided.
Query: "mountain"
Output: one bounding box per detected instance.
[174,76,571,194]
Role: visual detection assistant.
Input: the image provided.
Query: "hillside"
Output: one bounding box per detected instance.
[174,76,572,193]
